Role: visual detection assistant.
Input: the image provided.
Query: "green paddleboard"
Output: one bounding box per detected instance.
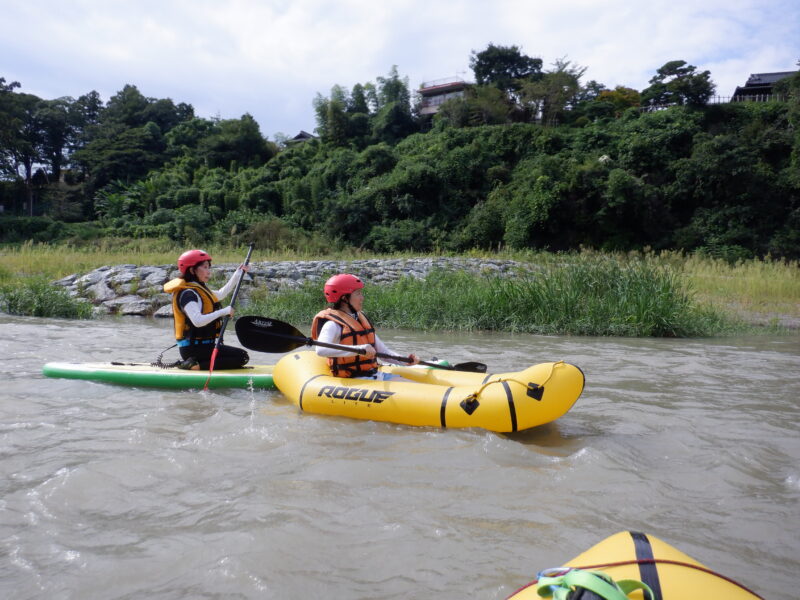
[42,362,275,390]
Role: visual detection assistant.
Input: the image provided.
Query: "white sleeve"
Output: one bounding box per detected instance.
[214,267,245,300]
[374,334,406,365]
[315,320,370,358]
[183,297,232,328]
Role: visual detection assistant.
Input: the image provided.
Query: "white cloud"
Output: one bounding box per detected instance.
[2,0,798,137]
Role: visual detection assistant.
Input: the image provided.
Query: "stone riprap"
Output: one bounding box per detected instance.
[53,258,534,317]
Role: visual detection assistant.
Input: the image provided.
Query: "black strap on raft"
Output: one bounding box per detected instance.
[629,532,664,600]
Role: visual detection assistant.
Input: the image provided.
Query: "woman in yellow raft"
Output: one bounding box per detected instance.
[311,273,419,379]
[163,249,250,370]
[268,272,584,432]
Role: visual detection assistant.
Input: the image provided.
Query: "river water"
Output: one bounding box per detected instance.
[2,315,799,599]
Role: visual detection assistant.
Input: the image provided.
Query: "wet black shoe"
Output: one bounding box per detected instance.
[177,357,199,370]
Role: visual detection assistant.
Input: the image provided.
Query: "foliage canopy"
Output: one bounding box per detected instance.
[2,52,798,260]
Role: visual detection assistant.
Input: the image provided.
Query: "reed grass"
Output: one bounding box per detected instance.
[0,277,93,319]
[679,253,800,317]
[243,258,733,337]
[1,240,797,332]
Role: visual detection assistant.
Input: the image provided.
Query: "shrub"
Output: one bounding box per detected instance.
[0,278,93,319]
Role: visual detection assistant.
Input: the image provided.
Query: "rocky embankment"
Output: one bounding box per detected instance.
[54,258,534,317]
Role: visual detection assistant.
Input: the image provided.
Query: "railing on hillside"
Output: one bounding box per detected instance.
[420,76,465,89]
[640,94,788,111]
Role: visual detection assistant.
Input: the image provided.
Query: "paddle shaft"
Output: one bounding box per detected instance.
[263,330,440,368]
[205,243,255,389]
[217,243,255,345]
[234,316,487,373]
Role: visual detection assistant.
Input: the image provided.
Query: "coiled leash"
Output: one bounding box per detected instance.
[536,568,653,600]
[151,344,179,368]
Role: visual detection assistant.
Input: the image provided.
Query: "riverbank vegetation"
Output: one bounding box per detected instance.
[0,276,92,319]
[2,46,799,332]
[243,257,731,337]
[3,51,799,262]
[2,241,797,335]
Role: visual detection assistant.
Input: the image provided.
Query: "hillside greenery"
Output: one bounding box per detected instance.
[2,48,799,263]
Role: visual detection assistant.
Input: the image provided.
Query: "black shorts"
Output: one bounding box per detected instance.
[179,342,249,370]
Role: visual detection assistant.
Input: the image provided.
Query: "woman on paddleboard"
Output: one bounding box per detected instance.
[164,249,250,370]
[311,273,419,378]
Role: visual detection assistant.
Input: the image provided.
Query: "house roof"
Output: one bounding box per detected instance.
[290,130,316,141]
[742,71,796,86]
[418,79,469,97]
[732,70,797,97]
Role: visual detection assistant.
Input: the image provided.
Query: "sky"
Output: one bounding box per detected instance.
[2,0,798,139]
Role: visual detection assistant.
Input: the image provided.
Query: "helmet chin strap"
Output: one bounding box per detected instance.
[342,295,357,314]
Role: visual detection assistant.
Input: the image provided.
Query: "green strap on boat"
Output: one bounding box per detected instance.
[537,569,654,600]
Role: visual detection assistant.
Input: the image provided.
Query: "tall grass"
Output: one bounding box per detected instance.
[2,241,796,331]
[0,239,269,280]
[0,277,93,319]
[679,253,800,317]
[0,238,399,281]
[243,257,732,337]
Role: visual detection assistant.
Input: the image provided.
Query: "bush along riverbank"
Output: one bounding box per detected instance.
[0,254,787,336]
[0,277,93,319]
[242,258,735,337]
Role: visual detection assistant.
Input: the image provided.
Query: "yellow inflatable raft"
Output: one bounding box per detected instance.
[272,351,584,432]
[507,530,763,599]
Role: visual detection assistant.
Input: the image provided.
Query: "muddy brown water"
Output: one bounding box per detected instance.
[2,316,799,599]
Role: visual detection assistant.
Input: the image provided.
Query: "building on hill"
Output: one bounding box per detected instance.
[288,130,317,144]
[732,71,796,101]
[417,78,470,115]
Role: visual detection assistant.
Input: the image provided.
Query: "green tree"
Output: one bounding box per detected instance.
[36,97,74,181]
[469,43,543,93]
[1,91,44,212]
[433,96,471,128]
[641,60,715,107]
[376,65,411,109]
[348,83,370,114]
[372,101,416,143]
[197,114,274,169]
[519,59,586,126]
[313,86,349,145]
[165,117,216,155]
[99,84,193,131]
[67,90,103,160]
[73,84,197,192]
[466,85,513,125]
[568,80,612,122]
[596,86,641,116]
[432,86,512,128]
[315,68,415,146]
[73,121,167,189]
[102,84,150,127]
[774,69,800,172]
[0,77,23,180]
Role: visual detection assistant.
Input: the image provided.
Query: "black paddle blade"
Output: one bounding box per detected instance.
[415,358,487,373]
[451,361,487,373]
[235,316,309,353]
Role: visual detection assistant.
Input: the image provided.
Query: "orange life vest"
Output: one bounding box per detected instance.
[163,278,222,342]
[311,308,378,377]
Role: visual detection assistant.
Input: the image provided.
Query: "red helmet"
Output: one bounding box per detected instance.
[178,249,212,275]
[324,273,363,303]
